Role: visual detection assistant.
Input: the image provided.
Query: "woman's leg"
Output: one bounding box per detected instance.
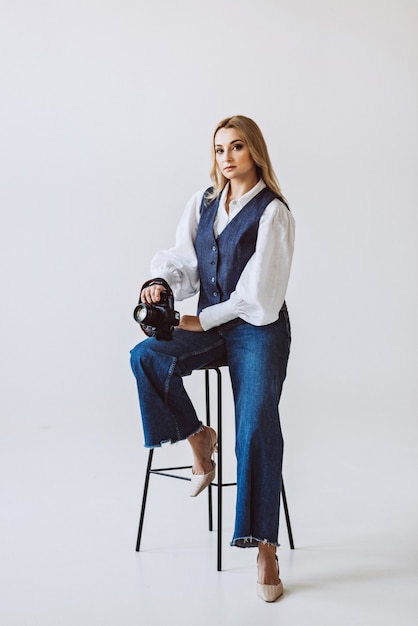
[223,308,291,557]
[130,327,226,448]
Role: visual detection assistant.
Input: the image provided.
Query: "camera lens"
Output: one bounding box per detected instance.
[133,304,148,323]
[133,303,165,326]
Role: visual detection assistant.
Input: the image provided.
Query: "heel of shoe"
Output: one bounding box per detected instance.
[256,554,283,602]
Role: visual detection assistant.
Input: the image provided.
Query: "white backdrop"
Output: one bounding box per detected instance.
[1,0,417,547]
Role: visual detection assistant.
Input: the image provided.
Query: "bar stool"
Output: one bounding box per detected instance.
[135,362,295,571]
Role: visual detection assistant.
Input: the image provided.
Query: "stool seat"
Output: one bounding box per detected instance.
[135,363,294,571]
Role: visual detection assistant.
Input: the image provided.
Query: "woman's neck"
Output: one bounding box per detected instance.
[227,175,259,202]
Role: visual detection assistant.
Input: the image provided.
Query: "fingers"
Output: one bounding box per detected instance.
[140,284,165,304]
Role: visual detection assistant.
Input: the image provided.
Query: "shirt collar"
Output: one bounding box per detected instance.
[219,179,267,211]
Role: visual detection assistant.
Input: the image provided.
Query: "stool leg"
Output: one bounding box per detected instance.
[208,484,213,531]
[281,479,295,549]
[205,370,214,532]
[136,448,154,552]
[216,368,223,572]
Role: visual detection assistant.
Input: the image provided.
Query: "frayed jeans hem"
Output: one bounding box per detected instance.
[144,421,204,449]
[230,536,280,549]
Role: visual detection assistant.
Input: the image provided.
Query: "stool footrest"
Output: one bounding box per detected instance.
[150,468,237,488]
[150,470,191,482]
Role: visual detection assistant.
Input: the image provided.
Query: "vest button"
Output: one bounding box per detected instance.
[213,291,218,297]
[212,245,217,251]
[211,277,215,283]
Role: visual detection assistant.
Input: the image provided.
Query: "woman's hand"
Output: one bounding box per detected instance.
[140,284,166,304]
[178,315,204,332]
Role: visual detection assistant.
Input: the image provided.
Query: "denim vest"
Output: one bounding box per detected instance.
[195,186,280,314]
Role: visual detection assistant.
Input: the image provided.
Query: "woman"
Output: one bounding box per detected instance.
[130,115,295,602]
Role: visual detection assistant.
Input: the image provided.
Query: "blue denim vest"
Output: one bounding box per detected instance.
[195,186,280,314]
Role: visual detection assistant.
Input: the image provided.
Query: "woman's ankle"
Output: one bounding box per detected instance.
[188,425,216,474]
[257,543,280,585]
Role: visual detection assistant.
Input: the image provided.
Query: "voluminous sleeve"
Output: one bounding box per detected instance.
[149,189,205,300]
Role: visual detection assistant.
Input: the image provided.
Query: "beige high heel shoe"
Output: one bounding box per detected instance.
[256,555,283,602]
[189,426,218,497]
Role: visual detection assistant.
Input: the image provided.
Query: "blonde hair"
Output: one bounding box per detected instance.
[208,115,287,204]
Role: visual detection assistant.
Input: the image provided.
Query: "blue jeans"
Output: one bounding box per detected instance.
[130,306,291,548]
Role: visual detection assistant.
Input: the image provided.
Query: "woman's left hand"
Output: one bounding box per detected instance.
[178,315,204,332]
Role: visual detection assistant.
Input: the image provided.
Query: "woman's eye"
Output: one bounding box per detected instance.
[233,144,243,151]
[215,148,224,154]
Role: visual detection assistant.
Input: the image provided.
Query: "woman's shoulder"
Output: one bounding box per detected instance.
[182,187,208,213]
[265,195,290,214]
[185,187,218,216]
[186,187,212,206]
[179,187,214,226]
[261,196,295,230]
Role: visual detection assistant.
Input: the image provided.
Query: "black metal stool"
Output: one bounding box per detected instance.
[135,364,295,571]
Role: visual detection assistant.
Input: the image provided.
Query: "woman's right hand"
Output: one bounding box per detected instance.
[140,283,166,304]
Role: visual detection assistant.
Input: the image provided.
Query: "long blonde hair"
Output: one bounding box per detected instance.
[208,115,287,204]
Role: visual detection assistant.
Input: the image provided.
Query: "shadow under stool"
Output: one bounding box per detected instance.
[135,362,295,571]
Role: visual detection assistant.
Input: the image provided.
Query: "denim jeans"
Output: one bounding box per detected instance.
[130,306,291,548]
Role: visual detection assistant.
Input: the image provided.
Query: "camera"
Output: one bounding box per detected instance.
[133,278,180,340]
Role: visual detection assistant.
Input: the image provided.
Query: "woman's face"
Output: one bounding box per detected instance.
[214,127,257,183]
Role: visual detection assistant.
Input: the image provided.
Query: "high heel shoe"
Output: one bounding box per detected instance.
[189,427,218,497]
[256,556,283,602]
[189,460,216,497]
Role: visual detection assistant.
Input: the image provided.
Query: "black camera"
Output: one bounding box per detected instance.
[133,278,180,340]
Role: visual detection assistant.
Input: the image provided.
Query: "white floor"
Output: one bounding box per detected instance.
[1,408,417,626]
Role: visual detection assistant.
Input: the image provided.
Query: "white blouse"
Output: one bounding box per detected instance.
[150,179,295,331]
